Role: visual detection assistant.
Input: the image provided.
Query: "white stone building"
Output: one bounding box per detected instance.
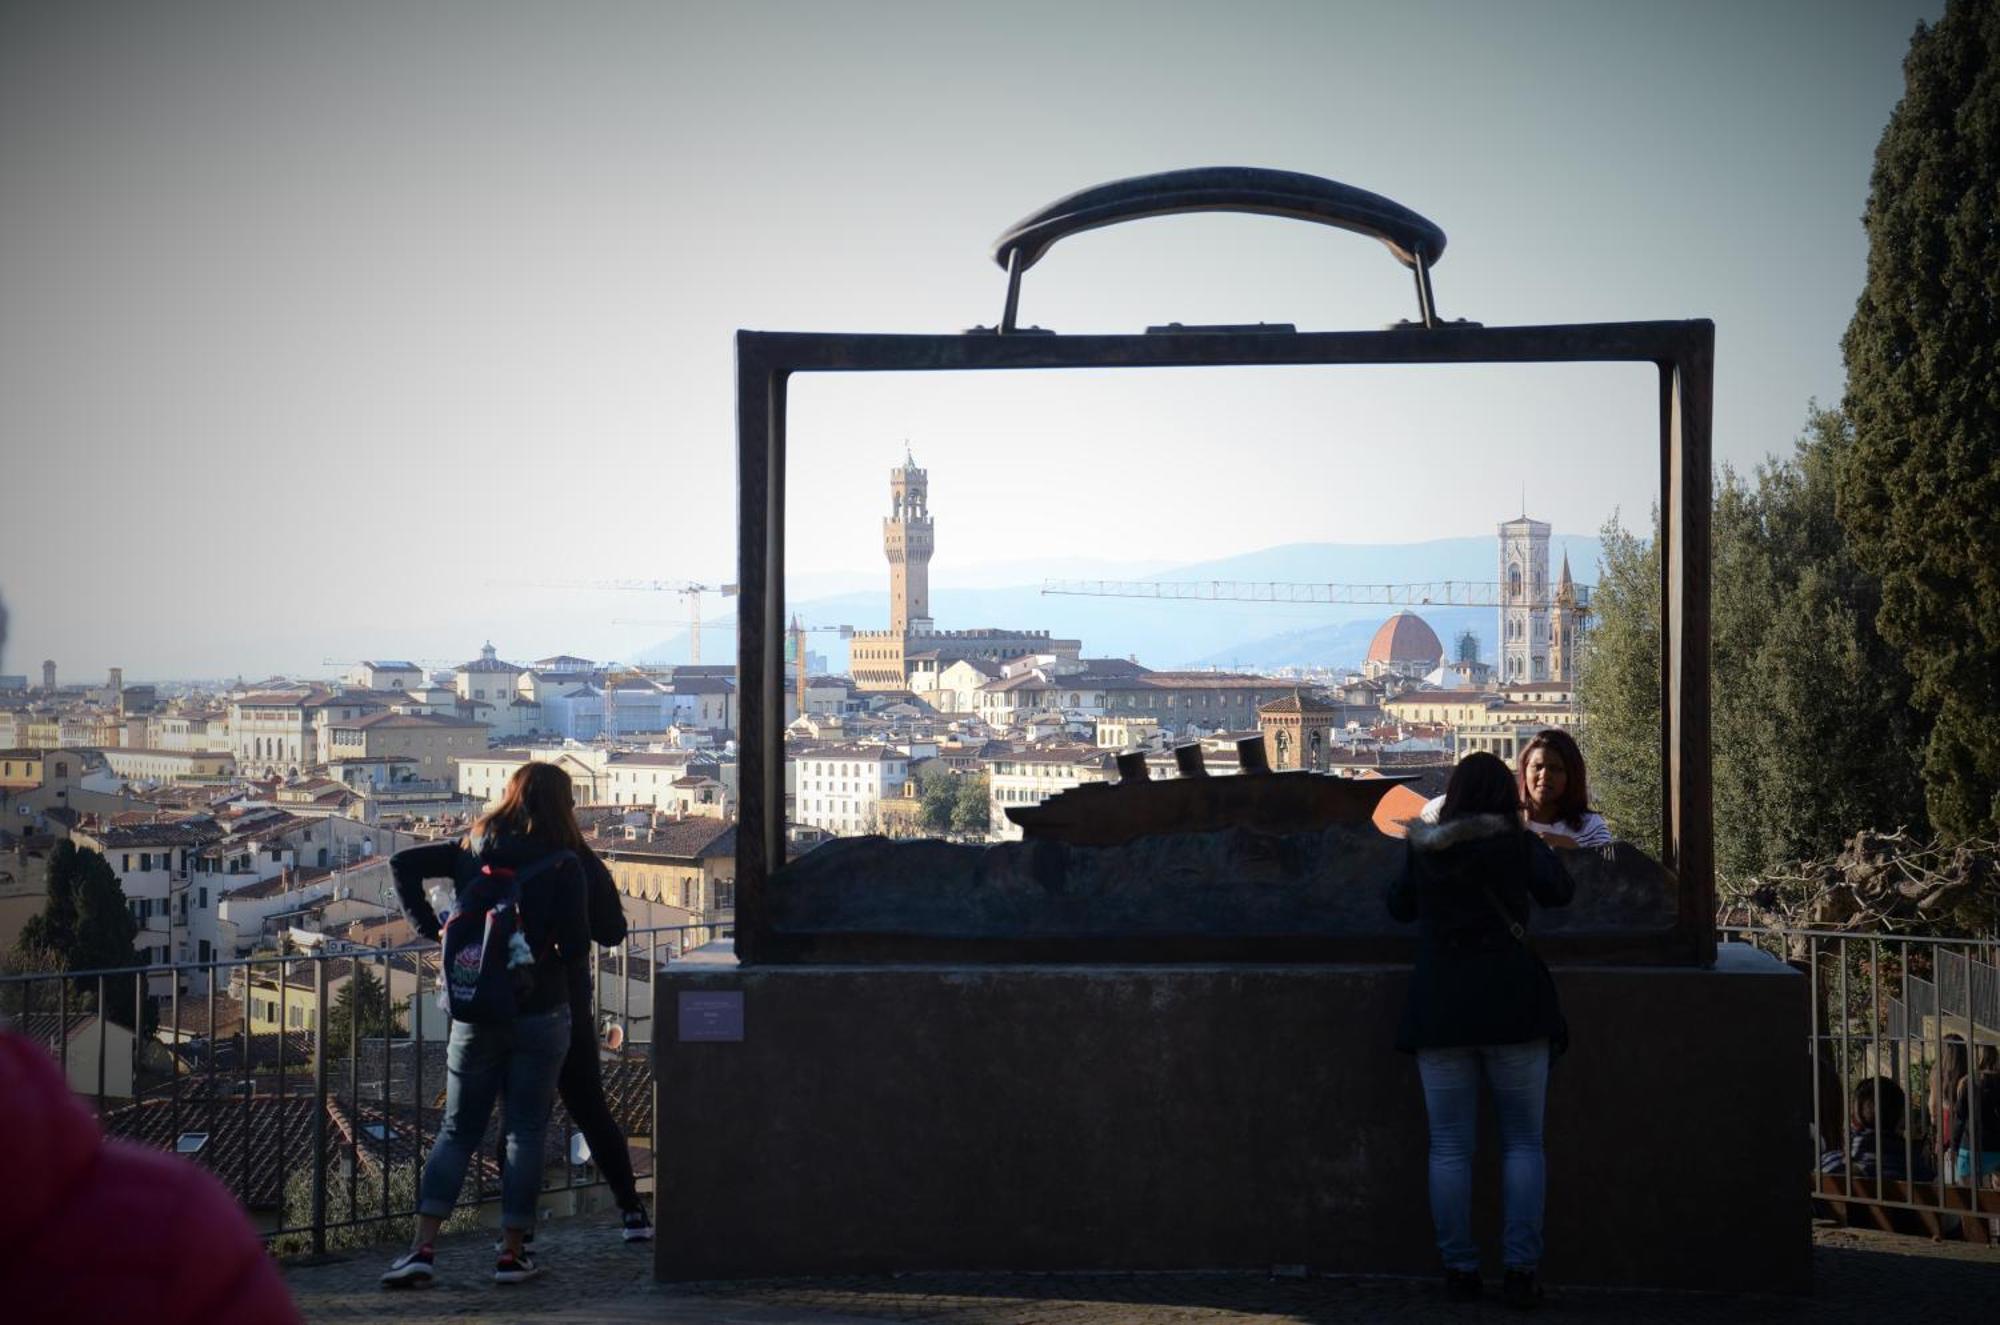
[985,746,1117,842]
[345,660,426,691]
[791,745,910,837]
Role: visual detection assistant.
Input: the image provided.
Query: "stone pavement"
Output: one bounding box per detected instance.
[283,1211,1999,1325]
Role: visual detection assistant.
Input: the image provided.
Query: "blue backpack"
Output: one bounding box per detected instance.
[440,850,572,1024]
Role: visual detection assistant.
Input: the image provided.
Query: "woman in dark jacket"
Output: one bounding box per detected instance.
[381,761,591,1288]
[1389,752,1573,1308]
[510,844,655,1241]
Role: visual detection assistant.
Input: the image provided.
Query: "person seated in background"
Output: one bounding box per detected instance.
[1946,1044,2000,1186]
[1820,1077,1935,1182]
[1516,729,1611,849]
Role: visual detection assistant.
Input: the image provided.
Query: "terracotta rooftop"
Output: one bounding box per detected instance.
[593,819,736,861]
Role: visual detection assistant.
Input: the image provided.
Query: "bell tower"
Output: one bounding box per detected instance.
[884,449,934,636]
[1549,550,1583,686]
[1498,515,1551,683]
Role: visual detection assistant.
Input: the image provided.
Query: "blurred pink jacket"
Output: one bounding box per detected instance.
[0,1027,302,1325]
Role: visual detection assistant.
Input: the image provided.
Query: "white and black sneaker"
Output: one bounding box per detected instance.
[380,1245,435,1287]
[493,1247,544,1284]
[621,1207,654,1242]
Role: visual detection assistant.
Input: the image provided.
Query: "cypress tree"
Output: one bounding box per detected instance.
[1838,0,2000,839]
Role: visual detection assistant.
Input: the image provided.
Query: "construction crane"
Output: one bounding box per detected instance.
[786,618,854,719]
[1039,578,1591,613]
[318,657,462,679]
[610,616,739,646]
[518,579,738,664]
[598,665,659,745]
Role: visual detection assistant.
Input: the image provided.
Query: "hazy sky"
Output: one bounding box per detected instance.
[0,0,1941,679]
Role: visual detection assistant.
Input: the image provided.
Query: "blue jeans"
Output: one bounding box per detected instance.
[417,1007,571,1230]
[1415,1039,1551,1272]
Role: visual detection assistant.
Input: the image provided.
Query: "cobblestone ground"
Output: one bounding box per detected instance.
[284,1213,2000,1325]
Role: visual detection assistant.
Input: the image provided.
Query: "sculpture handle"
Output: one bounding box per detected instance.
[988,167,1449,332]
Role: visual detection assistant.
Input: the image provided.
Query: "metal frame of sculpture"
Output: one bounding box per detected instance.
[733,169,1714,967]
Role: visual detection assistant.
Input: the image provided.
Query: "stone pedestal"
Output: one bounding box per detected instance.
[654,945,1808,1293]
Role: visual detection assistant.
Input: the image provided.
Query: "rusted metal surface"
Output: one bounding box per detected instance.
[986,167,1451,331]
[757,834,1683,967]
[734,171,1714,969]
[736,318,1715,968]
[1006,767,1410,848]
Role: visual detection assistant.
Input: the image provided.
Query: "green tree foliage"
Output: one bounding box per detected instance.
[917,766,959,836]
[1574,513,1661,857]
[18,841,80,958]
[271,1160,481,1257]
[322,963,406,1059]
[68,847,142,976]
[1578,409,1927,881]
[15,842,145,1027]
[949,774,990,838]
[1838,0,2000,839]
[0,944,67,1021]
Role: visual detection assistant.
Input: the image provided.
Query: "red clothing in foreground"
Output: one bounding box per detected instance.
[0,1027,302,1325]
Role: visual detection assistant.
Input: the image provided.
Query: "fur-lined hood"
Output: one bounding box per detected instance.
[1406,813,1520,853]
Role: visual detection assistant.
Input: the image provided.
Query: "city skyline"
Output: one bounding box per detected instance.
[0,0,1940,676]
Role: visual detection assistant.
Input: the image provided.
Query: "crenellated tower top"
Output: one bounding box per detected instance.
[884,450,934,635]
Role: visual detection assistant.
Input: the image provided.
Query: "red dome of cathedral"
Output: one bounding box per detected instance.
[1365,612,1444,668]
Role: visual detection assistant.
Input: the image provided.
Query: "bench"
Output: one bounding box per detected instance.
[1814,1173,2000,1243]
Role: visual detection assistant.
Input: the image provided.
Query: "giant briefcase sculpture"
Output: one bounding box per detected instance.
[733,168,1713,968]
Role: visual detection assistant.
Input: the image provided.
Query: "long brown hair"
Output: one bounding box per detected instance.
[1518,728,1591,830]
[1439,751,1521,822]
[473,761,588,853]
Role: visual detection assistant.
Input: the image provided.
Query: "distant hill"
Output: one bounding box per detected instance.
[638,535,1602,673]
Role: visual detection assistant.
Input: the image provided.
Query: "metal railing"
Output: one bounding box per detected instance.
[1721,926,2000,1238]
[0,921,728,1254]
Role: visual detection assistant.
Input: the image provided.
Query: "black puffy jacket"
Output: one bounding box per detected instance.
[1387,813,1574,1053]
[391,831,592,1017]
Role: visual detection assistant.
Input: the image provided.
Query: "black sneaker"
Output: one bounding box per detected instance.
[1502,1268,1543,1310]
[1444,1268,1482,1301]
[494,1247,545,1284]
[621,1206,654,1243]
[380,1245,435,1288]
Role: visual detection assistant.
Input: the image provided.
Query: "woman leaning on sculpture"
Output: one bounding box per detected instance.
[1412,728,1609,850]
[1516,728,1610,850]
[1389,750,1575,1309]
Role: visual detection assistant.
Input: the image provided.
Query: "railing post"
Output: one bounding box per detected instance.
[169,977,182,1167]
[311,957,329,1257]
[56,975,69,1084]
[241,961,253,1210]
[95,974,108,1115]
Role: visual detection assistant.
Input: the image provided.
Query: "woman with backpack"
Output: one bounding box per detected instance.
[381,761,591,1288]
[1389,751,1575,1309]
[492,810,657,1243]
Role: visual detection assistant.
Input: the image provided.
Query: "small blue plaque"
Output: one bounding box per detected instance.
[678,990,744,1042]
